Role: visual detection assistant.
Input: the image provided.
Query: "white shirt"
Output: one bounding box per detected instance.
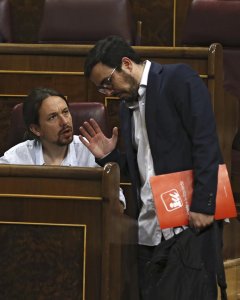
[0,136,97,166]
[134,60,185,246]
[0,135,126,206]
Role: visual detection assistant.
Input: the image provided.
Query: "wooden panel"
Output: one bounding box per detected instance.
[9,0,45,43]
[0,223,85,298]
[175,0,193,46]
[218,258,240,300]
[0,163,138,300]
[130,0,174,45]
[223,218,240,260]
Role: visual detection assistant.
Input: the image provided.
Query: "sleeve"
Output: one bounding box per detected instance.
[173,64,222,214]
[0,155,10,164]
[96,148,124,166]
[96,148,130,178]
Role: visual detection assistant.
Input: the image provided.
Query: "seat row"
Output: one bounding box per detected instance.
[0,0,141,45]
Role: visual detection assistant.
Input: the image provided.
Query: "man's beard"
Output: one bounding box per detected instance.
[113,71,139,106]
[122,89,138,105]
[56,126,73,146]
[56,135,73,146]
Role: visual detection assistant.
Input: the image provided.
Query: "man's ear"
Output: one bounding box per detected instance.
[121,57,132,71]
[29,124,41,137]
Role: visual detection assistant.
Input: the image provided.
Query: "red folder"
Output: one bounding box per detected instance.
[150,164,237,229]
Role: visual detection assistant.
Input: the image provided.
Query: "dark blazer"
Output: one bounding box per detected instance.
[99,62,223,218]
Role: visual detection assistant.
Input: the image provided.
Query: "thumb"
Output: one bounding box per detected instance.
[112,127,118,145]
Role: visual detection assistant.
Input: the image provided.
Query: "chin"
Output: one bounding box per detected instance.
[58,136,73,146]
[119,90,138,102]
[119,94,132,101]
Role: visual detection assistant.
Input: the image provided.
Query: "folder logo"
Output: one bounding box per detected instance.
[161,189,183,212]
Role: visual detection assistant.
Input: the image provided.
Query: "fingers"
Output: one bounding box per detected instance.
[112,126,118,139]
[79,118,105,137]
[81,121,97,137]
[79,135,90,148]
[89,118,102,133]
[189,212,214,233]
[109,127,118,148]
[79,124,92,141]
[79,119,118,155]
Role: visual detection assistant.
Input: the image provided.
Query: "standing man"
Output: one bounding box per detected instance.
[80,35,226,299]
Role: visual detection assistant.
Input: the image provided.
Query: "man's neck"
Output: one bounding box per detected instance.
[135,61,146,85]
[42,143,68,165]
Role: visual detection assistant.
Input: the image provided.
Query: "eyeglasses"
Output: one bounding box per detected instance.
[97,67,117,94]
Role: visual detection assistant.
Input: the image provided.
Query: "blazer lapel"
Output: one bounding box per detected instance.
[145,63,163,161]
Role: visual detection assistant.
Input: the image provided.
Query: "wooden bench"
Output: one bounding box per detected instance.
[0,162,138,300]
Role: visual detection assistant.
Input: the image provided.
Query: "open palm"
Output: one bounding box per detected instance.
[79,118,118,158]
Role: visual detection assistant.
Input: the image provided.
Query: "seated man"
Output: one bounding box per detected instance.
[0,87,125,206]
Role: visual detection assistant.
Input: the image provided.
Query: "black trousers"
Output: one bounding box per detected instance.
[138,244,156,300]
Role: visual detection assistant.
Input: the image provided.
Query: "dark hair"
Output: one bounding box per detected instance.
[84,35,142,77]
[23,87,68,139]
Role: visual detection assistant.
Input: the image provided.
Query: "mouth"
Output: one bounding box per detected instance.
[60,127,73,136]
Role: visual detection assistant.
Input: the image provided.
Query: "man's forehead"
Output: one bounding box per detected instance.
[93,62,110,72]
[90,63,112,83]
[41,96,68,111]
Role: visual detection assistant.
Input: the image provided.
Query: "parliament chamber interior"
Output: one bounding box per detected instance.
[0,0,239,299]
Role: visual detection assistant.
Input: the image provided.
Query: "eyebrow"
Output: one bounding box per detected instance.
[46,111,57,118]
[47,106,69,116]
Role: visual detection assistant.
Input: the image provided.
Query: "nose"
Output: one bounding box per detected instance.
[59,114,68,126]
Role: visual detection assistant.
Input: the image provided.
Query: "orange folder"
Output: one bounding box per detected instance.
[150,164,237,229]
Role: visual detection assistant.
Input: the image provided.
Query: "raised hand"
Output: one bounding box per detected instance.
[79,118,118,158]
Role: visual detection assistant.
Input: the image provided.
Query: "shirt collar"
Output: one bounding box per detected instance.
[128,60,151,110]
[138,60,151,97]
[139,60,151,88]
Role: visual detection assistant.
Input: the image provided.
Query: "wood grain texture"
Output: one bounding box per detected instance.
[0,224,84,299]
